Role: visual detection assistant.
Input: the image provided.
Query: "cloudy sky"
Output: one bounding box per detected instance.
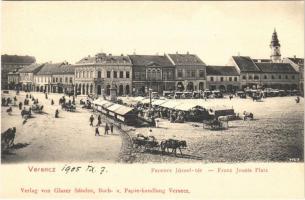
[1,1,304,65]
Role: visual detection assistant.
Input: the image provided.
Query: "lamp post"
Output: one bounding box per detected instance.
[149,88,152,108]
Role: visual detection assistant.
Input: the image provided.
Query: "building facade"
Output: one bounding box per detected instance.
[206,65,240,92]
[129,55,175,95]
[7,70,20,90]
[35,63,63,93]
[167,53,206,91]
[283,57,304,94]
[2,54,36,89]
[18,63,45,91]
[75,53,132,96]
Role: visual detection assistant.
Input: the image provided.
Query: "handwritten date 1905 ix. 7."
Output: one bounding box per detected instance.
[61,164,107,175]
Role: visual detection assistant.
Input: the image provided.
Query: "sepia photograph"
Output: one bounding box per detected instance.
[1,1,303,165]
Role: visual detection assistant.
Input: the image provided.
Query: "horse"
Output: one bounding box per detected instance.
[160,139,187,156]
[1,127,16,149]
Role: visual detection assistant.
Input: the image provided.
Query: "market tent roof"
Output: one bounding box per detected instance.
[152,99,168,106]
[114,106,134,116]
[174,102,203,111]
[93,99,109,106]
[159,101,183,109]
[140,98,153,104]
[134,97,145,102]
[107,104,122,112]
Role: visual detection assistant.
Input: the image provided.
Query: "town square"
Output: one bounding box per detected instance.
[1,2,303,164]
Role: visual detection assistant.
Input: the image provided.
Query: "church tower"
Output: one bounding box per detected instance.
[270,28,281,63]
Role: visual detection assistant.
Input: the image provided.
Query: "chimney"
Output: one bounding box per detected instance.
[187,51,189,55]
[133,49,136,55]
[121,53,124,56]
[294,55,296,59]
[176,51,178,54]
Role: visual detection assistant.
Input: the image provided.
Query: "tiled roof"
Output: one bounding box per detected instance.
[76,53,131,65]
[168,54,205,65]
[287,57,304,66]
[37,63,75,75]
[206,66,239,76]
[232,56,261,72]
[252,59,271,63]
[255,62,297,73]
[128,55,173,67]
[18,63,45,73]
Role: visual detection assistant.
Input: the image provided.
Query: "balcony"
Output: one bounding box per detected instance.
[94,78,104,83]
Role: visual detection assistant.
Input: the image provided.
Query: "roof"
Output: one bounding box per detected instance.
[76,53,131,65]
[18,63,45,73]
[167,54,205,65]
[53,65,76,75]
[252,59,271,63]
[1,54,36,64]
[36,63,65,75]
[232,56,261,72]
[128,55,173,67]
[206,65,239,76]
[287,57,304,66]
[114,106,134,116]
[255,62,298,73]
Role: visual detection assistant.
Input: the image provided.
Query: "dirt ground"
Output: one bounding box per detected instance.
[121,96,304,163]
[1,91,122,163]
[1,92,304,164]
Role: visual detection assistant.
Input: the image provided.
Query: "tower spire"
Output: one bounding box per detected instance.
[270,28,281,63]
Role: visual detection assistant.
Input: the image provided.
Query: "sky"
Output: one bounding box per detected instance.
[1,1,304,65]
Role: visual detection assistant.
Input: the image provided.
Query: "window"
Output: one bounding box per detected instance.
[242,75,246,80]
[53,78,55,82]
[229,77,232,81]
[69,77,73,83]
[271,75,275,79]
[65,77,68,83]
[107,71,111,78]
[126,71,130,78]
[98,71,102,78]
[278,75,281,79]
[177,70,183,78]
[220,77,224,82]
[120,71,124,78]
[199,70,205,78]
[248,75,253,80]
[254,75,259,80]
[55,78,58,82]
[186,70,191,78]
[285,75,288,79]
[141,72,146,80]
[60,78,62,83]
[264,75,267,79]
[191,70,196,77]
[156,69,161,80]
[210,77,214,81]
[292,75,295,79]
[234,77,238,82]
[135,72,140,80]
[113,71,117,78]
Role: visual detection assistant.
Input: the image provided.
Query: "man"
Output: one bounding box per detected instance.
[95,127,100,136]
[89,115,94,126]
[51,99,54,105]
[110,123,114,134]
[19,102,23,110]
[96,115,102,126]
[55,109,59,118]
[104,123,109,135]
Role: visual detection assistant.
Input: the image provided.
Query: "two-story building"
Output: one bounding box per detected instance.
[1,54,36,89]
[35,63,64,93]
[129,54,175,95]
[7,70,20,90]
[18,63,45,92]
[51,64,75,94]
[283,57,304,94]
[75,53,132,96]
[206,65,240,92]
[167,53,206,91]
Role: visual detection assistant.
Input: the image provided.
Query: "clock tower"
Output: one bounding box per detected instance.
[270,28,281,63]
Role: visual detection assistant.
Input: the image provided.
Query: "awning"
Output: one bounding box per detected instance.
[160,101,183,109]
[174,103,202,111]
[114,106,134,116]
[152,99,168,106]
[107,104,123,112]
[140,98,153,104]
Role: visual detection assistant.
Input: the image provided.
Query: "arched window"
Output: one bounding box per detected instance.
[98,71,102,78]
[156,69,161,80]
